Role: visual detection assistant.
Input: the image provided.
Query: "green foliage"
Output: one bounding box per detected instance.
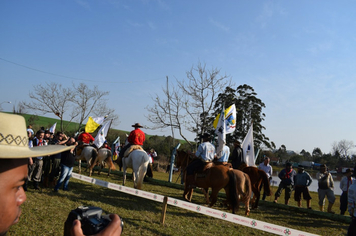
[209,84,272,149]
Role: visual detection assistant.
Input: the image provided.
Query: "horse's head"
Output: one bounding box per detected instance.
[175,150,191,168]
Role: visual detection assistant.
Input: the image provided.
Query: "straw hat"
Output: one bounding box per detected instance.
[0,112,74,158]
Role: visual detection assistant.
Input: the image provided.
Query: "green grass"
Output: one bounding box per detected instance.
[9,166,350,236]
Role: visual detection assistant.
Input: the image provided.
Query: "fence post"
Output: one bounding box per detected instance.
[160,196,168,225]
[168,143,181,182]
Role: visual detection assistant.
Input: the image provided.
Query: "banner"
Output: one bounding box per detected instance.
[242,123,255,166]
[213,104,236,134]
[94,119,112,148]
[85,116,107,133]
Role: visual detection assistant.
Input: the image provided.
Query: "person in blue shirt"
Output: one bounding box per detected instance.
[274,162,296,205]
[215,145,230,164]
[185,133,215,189]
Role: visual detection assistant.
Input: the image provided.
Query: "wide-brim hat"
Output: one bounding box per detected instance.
[297,164,304,170]
[200,133,211,139]
[132,123,143,128]
[0,112,74,158]
[343,168,353,175]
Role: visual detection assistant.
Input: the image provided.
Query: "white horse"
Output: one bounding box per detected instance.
[121,149,149,189]
[76,146,115,176]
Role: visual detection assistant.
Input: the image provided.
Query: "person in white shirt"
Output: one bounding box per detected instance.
[258,156,273,200]
[340,168,354,215]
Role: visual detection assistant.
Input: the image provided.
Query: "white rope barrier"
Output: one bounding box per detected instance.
[72,173,319,236]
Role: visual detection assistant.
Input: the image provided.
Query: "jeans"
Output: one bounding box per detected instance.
[54,164,73,191]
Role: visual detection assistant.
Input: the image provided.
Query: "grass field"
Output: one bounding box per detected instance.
[8,165,350,236]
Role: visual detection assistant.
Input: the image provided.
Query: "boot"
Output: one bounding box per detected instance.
[33,181,41,191]
[327,203,335,214]
[319,205,324,212]
[273,196,278,203]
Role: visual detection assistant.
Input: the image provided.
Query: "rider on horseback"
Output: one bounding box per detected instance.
[119,123,145,158]
[186,133,215,188]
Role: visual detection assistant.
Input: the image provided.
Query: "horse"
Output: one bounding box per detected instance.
[120,149,149,190]
[228,169,252,216]
[175,150,242,214]
[76,146,115,177]
[242,166,272,209]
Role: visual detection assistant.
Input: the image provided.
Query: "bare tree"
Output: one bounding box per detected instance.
[332,140,355,159]
[71,83,118,131]
[21,82,78,131]
[146,62,233,147]
[146,78,193,145]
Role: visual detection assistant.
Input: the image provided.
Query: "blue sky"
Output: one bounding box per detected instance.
[1,1,356,154]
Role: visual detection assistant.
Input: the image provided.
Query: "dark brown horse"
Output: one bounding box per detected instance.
[176,150,242,214]
[242,166,272,209]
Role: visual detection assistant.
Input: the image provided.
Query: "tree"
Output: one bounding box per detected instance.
[21,82,77,131]
[71,83,118,132]
[312,147,323,159]
[332,140,355,160]
[211,84,272,150]
[300,149,312,160]
[147,62,233,148]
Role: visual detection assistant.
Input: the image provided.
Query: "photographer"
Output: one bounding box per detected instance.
[0,112,123,236]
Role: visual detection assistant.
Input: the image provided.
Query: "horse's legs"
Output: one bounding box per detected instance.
[251,186,260,209]
[201,188,210,204]
[209,188,220,207]
[245,198,251,216]
[122,167,127,186]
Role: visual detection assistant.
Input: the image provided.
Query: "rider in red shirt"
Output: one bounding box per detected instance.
[77,132,95,145]
[119,123,145,158]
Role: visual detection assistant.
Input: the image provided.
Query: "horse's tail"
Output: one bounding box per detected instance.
[136,152,149,190]
[105,150,116,170]
[240,173,252,203]
[228,169,238,213]
[89,148,98,170]
[261,170,272,196]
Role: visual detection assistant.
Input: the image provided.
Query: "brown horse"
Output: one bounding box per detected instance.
[229,169,252,216]
[242,166,272,209]
[176,150,242,214]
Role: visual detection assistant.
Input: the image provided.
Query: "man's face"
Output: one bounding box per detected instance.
[37,133,44,140]
[0,159,28,235]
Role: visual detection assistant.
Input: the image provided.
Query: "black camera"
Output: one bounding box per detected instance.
[64,206,112,236]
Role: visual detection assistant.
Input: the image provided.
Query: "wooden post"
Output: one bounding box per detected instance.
[160,196,168,225]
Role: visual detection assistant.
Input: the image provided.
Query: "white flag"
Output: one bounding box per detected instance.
[242,123,255,166]
[94,120,112,148]
[215,106,226,159]
[49,122,57,134]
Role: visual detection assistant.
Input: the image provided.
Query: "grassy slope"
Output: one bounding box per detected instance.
[9,166,349,236]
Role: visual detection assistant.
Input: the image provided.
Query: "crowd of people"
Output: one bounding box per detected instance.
[2,112,356,235]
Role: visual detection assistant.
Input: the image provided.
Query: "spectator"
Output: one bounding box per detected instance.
[293,165,312,209]
[119,123,145,158]
[347,166,356,235]
[317,164,335,213]
[102,141,111,150]
[28,130,47,190]
[42,130,54,187]
[230,140,244,170]
[340,168,354,215]
[274,162,296,205]
[0,112,77,235]
[258,156,273,200]
[48,132,68,187]
[54,137,78,192]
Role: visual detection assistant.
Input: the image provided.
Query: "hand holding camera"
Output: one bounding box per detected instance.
[64,206,123,236]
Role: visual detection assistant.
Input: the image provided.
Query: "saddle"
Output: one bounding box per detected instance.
[195,162,214,178]
[123,145,143,157]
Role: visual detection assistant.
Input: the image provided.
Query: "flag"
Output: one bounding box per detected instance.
[213,104,236,134]
[242,123,255,166]
[113,137,120,161]
[49,122,56,134]
[94,119,112,148]
[85,116,107,133]
[215,105,226,159]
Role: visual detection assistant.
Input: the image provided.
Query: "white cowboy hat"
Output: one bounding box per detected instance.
[0,112,74,158]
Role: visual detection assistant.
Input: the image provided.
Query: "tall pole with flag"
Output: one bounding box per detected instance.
[215,105,226,159]
[85,116,107,133]
[94,119,112,148]
[242,122,255,166]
